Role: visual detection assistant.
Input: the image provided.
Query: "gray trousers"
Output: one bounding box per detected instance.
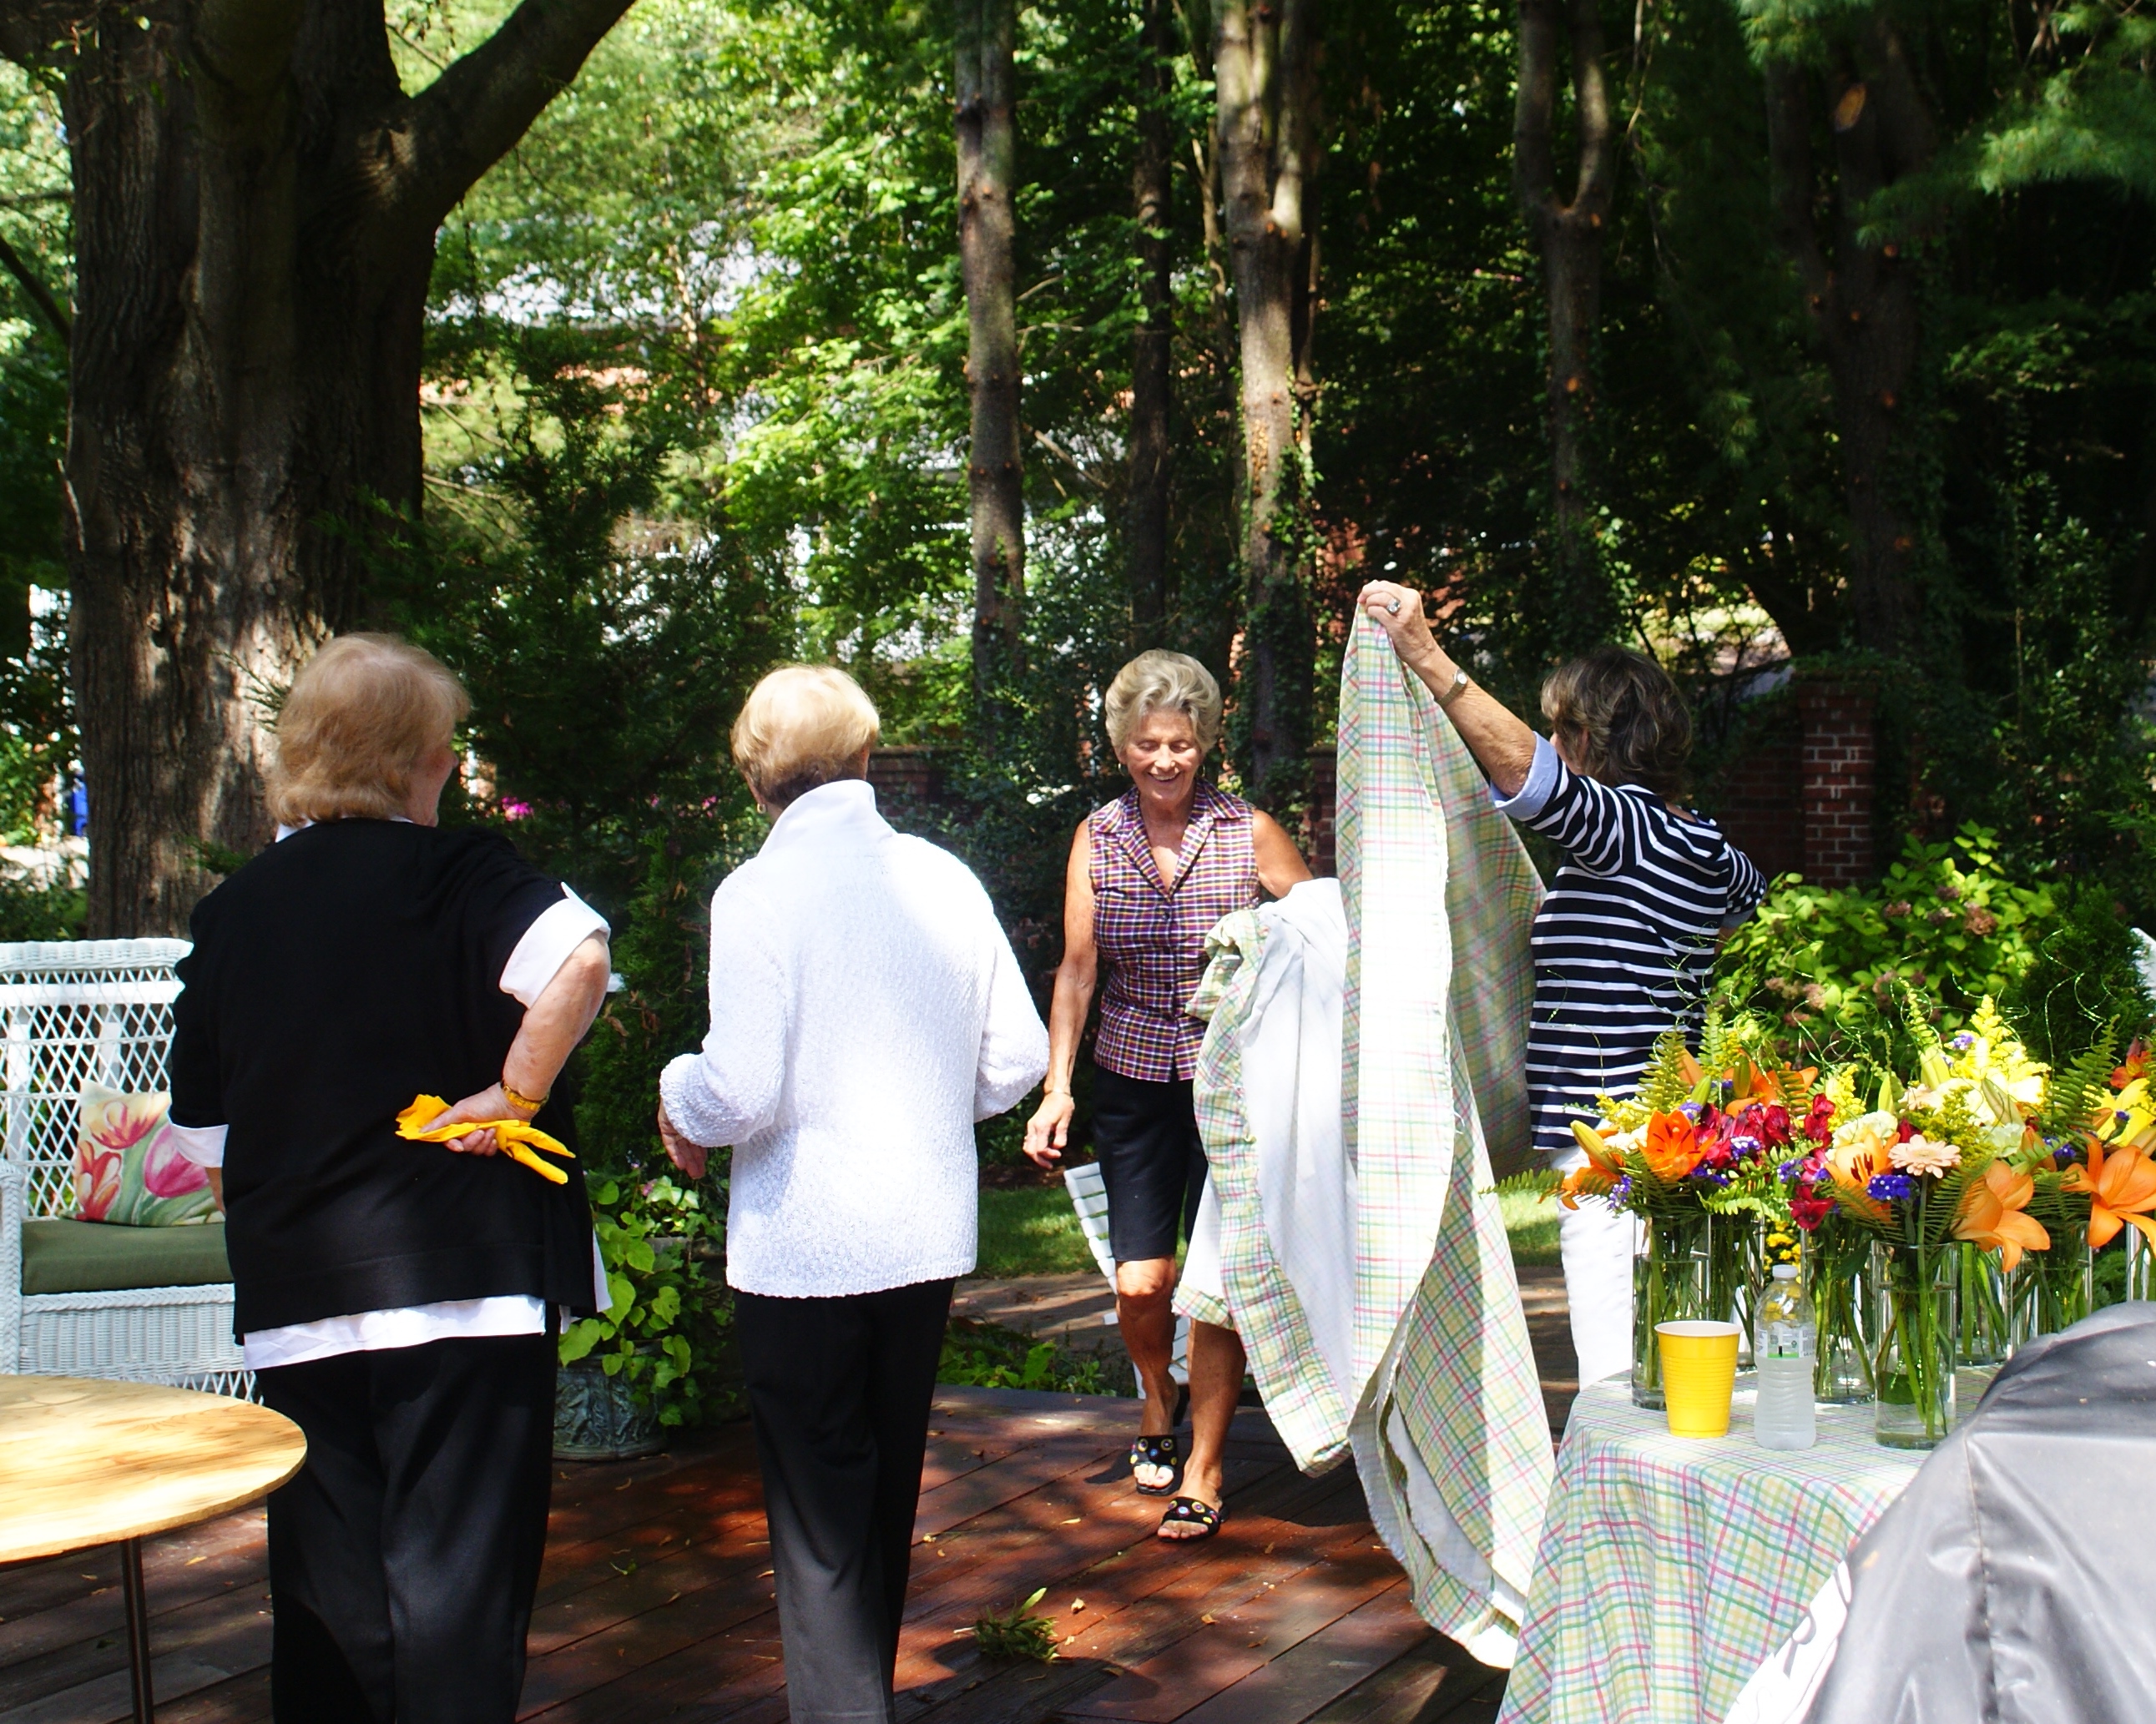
[735,1277,952,1724]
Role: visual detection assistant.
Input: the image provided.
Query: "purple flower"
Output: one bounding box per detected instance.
[1679,1101,1704,1122]
[1868,1172,1916,1202]
[2053,1144,2079,1167]
[1949,1031,1976,1051]
[1613,1177,1633,1202]
[1733,1134,1762,1159]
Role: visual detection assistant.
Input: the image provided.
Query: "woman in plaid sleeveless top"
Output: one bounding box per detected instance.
[1024,651,1309,1541]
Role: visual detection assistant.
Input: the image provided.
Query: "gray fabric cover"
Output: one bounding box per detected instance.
[1802,1301,2156,1724]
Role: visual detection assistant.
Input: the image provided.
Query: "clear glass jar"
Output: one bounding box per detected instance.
[1872,1243,1957,1450]
[1805,1222,1875,1404]
[1633,1213,1710,1410]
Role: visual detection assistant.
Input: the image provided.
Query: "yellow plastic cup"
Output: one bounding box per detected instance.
[1656,1320,1741,1439]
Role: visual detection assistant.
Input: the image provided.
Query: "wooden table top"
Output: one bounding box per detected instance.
[0,1376,306,1564]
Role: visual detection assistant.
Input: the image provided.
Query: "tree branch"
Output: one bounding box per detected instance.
[397,0,639,234]
[0,226,68,345]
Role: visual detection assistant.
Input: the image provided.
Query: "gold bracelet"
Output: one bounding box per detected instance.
[502,1081,548,1113]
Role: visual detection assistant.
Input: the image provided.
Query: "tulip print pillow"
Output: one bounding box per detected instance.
[72,1083,216,1226]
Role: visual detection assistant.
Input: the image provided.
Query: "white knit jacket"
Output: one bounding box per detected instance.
[659,780,1049,1298]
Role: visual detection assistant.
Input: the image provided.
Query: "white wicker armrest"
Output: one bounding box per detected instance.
[1,1159,23,1373]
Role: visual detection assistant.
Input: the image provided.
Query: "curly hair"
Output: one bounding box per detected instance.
[1103,650,1223,754]
[1539,646,1693,799]
[265,635,471,828]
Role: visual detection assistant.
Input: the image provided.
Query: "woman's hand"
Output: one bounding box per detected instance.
[418,1084,521,1157]
[1022,1089,1075,1168]
[657,1098,710,1180]
[1357,580,1442,669]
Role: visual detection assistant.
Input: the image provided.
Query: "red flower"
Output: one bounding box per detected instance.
[1803,1094,1835,1146]
[1790,1192,1835,1230]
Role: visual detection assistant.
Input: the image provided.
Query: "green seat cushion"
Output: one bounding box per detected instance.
[20,1218,231,1295]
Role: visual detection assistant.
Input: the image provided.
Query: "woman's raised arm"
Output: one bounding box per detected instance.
[1355,579,1539,797]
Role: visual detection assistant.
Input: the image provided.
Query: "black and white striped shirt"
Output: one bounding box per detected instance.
[1493,738,1767,1162]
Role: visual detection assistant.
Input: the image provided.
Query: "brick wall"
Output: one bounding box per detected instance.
[1713,703,1805,884]
[1306,746,1338,877]
[1795,680,1876,889]
[866,746,947,812]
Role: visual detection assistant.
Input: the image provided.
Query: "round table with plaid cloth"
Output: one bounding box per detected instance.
[1497,1377,1921,1724]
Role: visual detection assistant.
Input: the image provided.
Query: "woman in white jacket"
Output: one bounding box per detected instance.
[657,664,1048,1724]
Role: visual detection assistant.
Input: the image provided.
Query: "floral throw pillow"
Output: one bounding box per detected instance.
[73,1082,216,1226]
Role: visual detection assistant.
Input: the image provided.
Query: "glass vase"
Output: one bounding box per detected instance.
[1872,1243,1957,1450]
[2007,1236,2093,1352]
[1955,1243,2009,1426]
[1707,1211,1762,1373]
[2129,1228,2155,1303]
[1633,1212,1711,1409]
[1805,1223,1874,1404]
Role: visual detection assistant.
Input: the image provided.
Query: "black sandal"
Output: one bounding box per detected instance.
[1156,1496,1223,1540]
[1130,1431,1182,1496]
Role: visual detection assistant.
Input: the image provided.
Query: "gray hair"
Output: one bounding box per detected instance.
[1103,651,1223,754]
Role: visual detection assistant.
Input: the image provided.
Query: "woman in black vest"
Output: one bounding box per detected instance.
[167,635,613,1724]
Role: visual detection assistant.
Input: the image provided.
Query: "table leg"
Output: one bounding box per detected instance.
[119,1536,154,1722]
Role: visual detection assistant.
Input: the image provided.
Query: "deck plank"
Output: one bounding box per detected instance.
[0,1384,1515,1724]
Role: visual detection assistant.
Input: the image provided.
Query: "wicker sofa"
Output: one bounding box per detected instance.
[0,938,248,1394]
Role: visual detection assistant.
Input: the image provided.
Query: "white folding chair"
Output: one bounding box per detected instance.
[1061,1159,1189,1398]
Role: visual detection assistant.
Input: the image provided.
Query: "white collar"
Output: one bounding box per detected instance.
[760,779,886,855]
[275,815,414,843]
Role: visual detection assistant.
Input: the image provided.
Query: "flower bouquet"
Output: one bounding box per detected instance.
[1775,1006,2042,1449]
[1512,1018,1813,1409]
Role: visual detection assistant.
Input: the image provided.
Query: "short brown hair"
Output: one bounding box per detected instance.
[265,635,471,827]
[1540,647,1692,798]
[731,665,881,809]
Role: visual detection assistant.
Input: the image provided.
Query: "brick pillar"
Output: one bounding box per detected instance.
[1305,745,1338,877]
[1796,680,1876,888]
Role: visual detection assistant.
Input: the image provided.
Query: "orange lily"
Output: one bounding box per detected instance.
[1952,1161,2050,1272]
[1641,1111,1705,1182]
[1558,1121,1624,1210]
[2063,1136,2156,1249]
[2113,1040,2149,1091]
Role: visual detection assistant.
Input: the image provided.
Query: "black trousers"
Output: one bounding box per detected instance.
[1091,1065,1207,1263]
[255,1330,558,1724]
[735,1278,953,1724]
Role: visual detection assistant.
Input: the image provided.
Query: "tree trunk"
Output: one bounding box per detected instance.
[956,0,1024,724]
[1514,0,1617,654]
[1764,29,1934,658]
[1126,0,1174,647]
[2,0,637,935]
[1214,0,1319,806]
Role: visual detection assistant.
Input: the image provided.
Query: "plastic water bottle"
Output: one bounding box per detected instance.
[1754,1263,1816,1451]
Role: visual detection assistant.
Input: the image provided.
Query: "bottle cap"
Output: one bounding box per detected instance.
[1771,1263,1799,1279]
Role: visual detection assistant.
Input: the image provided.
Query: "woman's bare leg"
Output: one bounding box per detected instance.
[1159,1319,1242,1536]
[1117,1258,1180,1488]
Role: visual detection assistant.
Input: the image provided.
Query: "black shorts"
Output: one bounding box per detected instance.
[1091,1064,1207,1264]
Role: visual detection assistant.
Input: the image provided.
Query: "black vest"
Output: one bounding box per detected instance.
[170,820,597,1333]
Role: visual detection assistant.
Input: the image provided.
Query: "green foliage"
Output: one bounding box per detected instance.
[1717,825,2068,1067]
[938,1318,1112,1395]
[972,1587,1058,1662]
[558,1174,737,1427]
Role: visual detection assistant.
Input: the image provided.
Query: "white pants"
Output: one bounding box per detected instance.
[1559,1201,1640,1388]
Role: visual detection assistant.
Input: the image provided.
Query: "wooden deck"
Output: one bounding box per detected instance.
[0,1384,1518,1724]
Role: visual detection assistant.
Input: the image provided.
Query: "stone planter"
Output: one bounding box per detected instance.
[554,1357,664,1461]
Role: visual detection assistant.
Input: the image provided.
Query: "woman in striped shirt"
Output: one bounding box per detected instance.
[1356,581,1767,1388]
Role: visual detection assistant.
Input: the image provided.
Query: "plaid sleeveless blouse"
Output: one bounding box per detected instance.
[1090,782,1259,1081]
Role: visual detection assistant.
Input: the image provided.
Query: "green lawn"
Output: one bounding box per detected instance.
[977,1183,1100,1276]
[977,1181,1564,1276]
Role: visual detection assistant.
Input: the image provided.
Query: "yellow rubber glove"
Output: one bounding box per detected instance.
[396,1094,575,1186]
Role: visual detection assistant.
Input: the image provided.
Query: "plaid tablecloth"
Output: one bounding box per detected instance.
[1497,1380,1921,1724]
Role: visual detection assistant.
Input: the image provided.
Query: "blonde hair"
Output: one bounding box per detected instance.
[731,665,881,809]
[265,634,471,827]
[1103,650,1222,754]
